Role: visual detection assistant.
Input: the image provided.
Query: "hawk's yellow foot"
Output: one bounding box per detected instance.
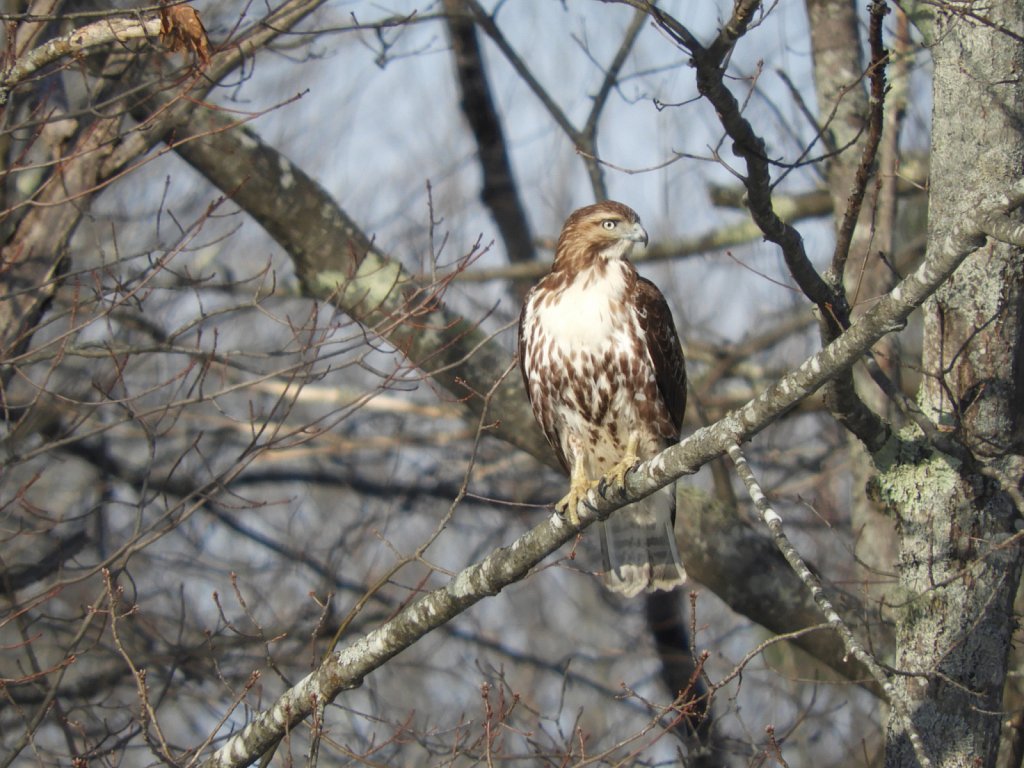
[599,433,640,498]
[555,453,595,527]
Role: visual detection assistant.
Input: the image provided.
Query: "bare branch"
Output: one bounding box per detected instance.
[727,443,934,768]
[458,187,837,283]
[153,94,887,696]
[829,1,889,283]
[0,15,164,105]
[442,0,536,279]
[581,7,647,141]
[462,0,613,198]
[631,2,840,316]
[163,102,553,464]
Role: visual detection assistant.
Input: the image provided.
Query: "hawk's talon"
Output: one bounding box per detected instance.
[601,433,641,498]
[556,478,598,528]
[555,493,581,527]
[556,442,596,527]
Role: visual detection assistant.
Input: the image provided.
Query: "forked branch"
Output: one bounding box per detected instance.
[726,443,933,768]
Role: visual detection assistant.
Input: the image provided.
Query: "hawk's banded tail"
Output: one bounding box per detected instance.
[598,482,686,597]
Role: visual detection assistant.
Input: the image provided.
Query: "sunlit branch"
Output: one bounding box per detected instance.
[458,188,835,283]
[0,15,164,105]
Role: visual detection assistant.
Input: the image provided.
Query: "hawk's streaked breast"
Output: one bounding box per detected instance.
[521,259,668,475]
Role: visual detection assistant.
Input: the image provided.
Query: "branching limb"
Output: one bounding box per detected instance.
[706,0,763,67]
[162,88,1019,767]
[644,592,715,750]
[442,0,535,276]
[163,98,554,463]
[673,483,887,696]
[963,177,1024,246]
[105,569,175,765]
[829,0,890,284]
[0,584,106,768]
[197,496,587,767]
[644,2,838,313]
[458,187,837,283]
[581,7,647,143]
[462,0,644,200]
[460,0,577,155]
[818,0,893,449]
[0,0,330,384]
[0,15,164,105]
[627,1,895,448]
[102,0,332,179]
[631,181,1002,498]
[726,443,933,768]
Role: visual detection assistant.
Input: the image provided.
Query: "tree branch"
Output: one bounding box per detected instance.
[0,14,164,105]
[0,0,330,384]
[829,1,889,283]
[442,0,536,276]
[817,0,892,450]
[165,108,553,464]
[726,443,933,768]
[457,186,838,283]
[160,98,889,690]
[462,0,612,198]
[631,2,840,318]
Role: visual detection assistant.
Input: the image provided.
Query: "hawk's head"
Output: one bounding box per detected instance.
[552,201,648,272]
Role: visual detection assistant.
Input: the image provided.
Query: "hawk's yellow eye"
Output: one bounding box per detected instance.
[602,220,617,230]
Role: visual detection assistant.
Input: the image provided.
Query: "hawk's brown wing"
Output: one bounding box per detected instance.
[598,274,688,595]
[517,297,532,407]
[634,276,687,436]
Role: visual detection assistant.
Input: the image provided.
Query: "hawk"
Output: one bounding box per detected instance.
[519,201,688,597]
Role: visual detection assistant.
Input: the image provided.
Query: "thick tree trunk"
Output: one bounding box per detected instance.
[880,2,1024,765]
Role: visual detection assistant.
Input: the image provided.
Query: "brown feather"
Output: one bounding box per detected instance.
[634,276,687,435]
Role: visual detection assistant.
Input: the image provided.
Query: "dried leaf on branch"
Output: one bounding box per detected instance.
[159,3,210,64]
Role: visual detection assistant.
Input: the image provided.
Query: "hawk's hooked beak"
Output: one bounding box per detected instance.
[627,222,649,247]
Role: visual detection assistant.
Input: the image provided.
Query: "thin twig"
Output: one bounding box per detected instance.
[829,0,890,288]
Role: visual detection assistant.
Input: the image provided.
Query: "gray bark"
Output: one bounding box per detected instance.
[880,2,1024,765]
[804,0,868,224]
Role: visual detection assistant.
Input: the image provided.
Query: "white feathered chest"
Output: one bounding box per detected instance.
[520,260,667,475]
